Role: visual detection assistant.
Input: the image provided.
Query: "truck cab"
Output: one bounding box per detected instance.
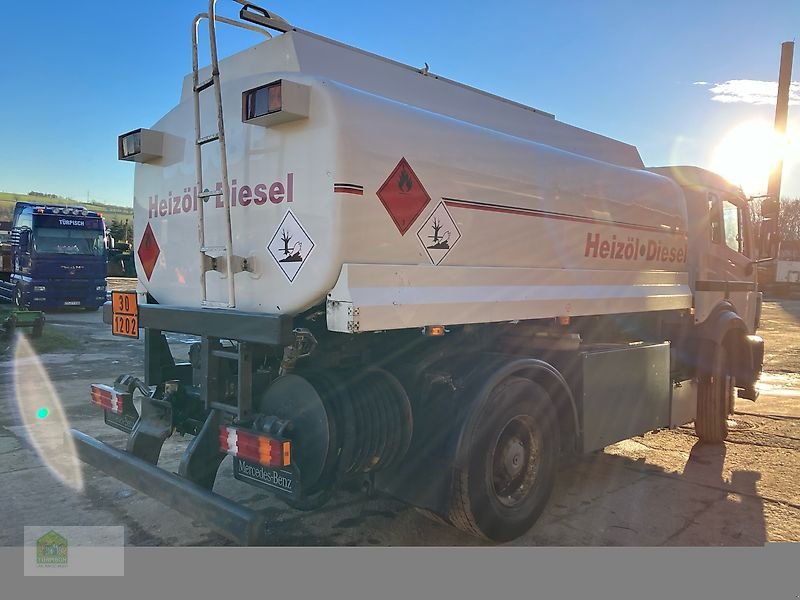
[649,166,760,332]
[0,203,108,310]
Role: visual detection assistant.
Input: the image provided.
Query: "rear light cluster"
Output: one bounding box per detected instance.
[219,426,291,468]
[90,384,129,415]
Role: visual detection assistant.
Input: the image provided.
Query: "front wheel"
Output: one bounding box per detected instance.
[695,346,734,443]
[447,376,559,542]
[13,286,26,309]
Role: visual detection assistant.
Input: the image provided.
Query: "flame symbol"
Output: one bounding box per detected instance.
[398,168,413,193]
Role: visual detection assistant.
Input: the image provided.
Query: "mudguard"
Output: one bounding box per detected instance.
[372,353,578,516]
[691,301,763,396]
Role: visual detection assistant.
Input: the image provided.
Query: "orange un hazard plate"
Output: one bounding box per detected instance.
[111,291,139,339]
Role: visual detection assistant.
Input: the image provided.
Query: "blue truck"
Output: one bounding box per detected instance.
[0,203,108,310]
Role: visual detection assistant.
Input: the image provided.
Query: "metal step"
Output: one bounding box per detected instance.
[198,189,224,199]
[197,133,220,146]
[201,300,231,309]
[194,77,215,93]
[201,246,227,254]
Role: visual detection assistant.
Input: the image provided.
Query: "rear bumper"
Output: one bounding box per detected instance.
[66,428,266,546]
[102,301,294,345]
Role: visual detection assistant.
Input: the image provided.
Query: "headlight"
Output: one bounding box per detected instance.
[33,285,46,292]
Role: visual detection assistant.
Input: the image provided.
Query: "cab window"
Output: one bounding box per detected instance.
[16,213,32,230]
[722,199,744,254]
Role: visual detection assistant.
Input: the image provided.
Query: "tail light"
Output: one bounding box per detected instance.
[90,384,129,415]
[219,426,291,468]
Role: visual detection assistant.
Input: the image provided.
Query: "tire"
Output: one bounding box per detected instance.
[695,345,734,443]
[13,286,25,309]
[447,376,559,542]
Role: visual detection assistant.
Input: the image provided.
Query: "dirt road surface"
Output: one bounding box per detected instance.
[1,281,799,546]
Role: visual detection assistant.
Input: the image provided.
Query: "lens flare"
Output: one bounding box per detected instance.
[710,119,794,196]
[13,334,84,491]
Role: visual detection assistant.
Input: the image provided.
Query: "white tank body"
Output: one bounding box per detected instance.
[132,30,691,332]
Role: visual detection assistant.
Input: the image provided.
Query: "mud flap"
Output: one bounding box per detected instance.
[126,395,173,465]
[178,410,227,490]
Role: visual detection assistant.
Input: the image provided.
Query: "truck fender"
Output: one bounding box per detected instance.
[692,302,763,390]
[450,356,580,472]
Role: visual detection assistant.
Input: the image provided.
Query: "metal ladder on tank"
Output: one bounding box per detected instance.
[191,1,291,308]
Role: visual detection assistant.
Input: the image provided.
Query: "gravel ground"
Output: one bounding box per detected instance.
[1,283,799,546]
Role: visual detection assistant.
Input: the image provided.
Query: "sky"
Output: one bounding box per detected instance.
[2,0,800,206]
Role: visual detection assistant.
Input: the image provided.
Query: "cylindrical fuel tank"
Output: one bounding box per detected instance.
[133,62,689,320]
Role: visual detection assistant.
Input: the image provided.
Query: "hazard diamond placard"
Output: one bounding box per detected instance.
[267,210,315,283]
[417,202,461,265]
[376,157,431,235]
[137,222,160,280]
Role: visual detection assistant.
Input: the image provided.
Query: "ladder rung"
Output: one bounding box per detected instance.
[194,77,215,92]
[201,300,231,309]
[201,246,227,254]
[198,190,224,199]
[197,133,220,146]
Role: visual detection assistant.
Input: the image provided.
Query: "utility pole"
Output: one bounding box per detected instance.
[761,41,794,261]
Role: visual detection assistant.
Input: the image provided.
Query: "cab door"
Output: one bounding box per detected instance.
[698,192,758,331]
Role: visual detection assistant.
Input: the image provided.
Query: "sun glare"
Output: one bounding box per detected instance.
[710,120,792,196]
[14,334,84,491]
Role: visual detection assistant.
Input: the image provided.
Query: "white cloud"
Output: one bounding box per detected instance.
[697,79,800,105]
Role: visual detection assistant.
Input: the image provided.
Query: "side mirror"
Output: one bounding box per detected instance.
[17,229,30,252]
[746,256,776,276]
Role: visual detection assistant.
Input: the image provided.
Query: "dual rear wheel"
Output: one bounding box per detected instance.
[446,376,559,542]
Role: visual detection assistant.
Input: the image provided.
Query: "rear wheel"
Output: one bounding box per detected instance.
[447,376,559,542]
[695,346,734,443]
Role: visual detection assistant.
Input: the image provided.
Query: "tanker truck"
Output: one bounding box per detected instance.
[67,1,766,544]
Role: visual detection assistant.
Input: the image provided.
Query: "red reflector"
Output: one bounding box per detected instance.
[267,83,281,113]
[218,425,290,467]
[90,384,124,415]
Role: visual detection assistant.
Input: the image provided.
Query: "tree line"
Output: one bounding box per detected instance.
[749,197,800,244]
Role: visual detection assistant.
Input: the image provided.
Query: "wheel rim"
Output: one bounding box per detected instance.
[490,415,541,508]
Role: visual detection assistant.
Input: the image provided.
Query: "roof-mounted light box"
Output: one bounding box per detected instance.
[118,128,164,163]
[242,80,310,127]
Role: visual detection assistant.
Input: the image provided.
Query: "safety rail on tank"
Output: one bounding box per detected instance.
[191,1,293,308]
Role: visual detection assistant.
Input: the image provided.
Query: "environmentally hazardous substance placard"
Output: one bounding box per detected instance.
[417,202,461,265]
[376,157,431,235]
[267,210,315,282]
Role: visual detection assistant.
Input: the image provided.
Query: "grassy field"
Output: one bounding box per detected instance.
[0,191,133,224]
